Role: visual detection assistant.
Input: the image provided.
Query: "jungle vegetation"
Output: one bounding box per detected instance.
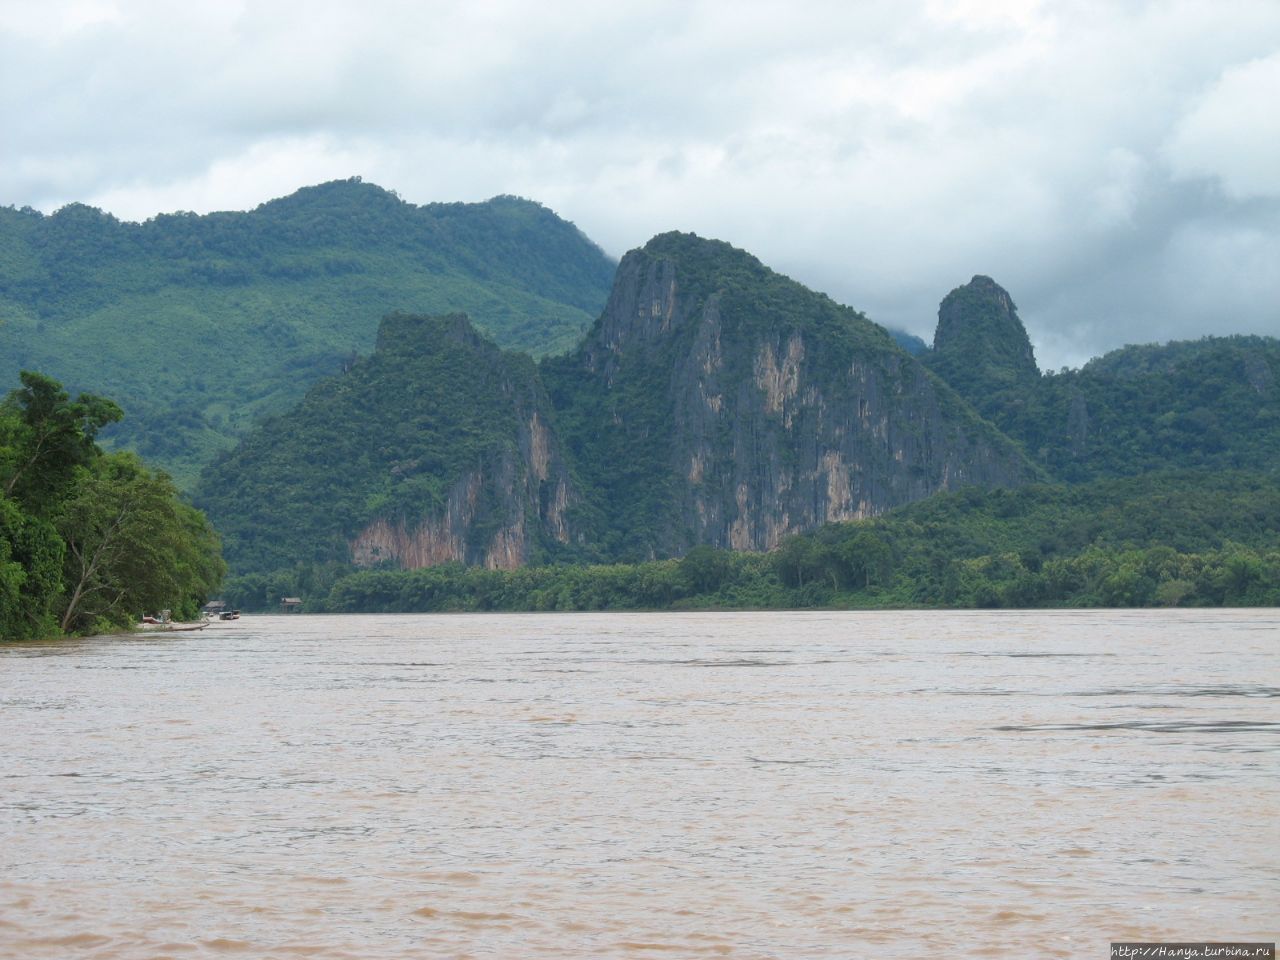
[0,372,223,640]
[0,179,616,485]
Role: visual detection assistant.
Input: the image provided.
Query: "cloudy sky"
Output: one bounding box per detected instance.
[2,0,1277,368]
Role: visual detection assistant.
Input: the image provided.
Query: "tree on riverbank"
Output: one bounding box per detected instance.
[0,373,224,639]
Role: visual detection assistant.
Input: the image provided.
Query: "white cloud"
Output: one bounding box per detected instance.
[0,0,124,38]
[2,0,1279,369]
[1165,53,1280,201]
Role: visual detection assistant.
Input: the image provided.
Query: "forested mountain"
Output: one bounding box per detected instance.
[0,179,615,485]
[923,278,1280,481]
[198,232,1037,578]
[199,313,583,576]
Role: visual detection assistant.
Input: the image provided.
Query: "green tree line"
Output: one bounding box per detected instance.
[0,372,224,639]
[223,471,1279,613]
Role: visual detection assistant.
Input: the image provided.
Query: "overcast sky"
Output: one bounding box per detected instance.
[2,0,1277,369]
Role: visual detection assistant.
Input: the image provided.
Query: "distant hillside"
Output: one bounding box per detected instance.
[0,179,615,484]
[886,328,929,355]
[1007,335,1280,481]
[921,278,1280,481]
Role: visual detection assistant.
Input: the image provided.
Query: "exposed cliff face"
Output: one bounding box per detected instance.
[546,233,1037,559]
[347,315,579,570]
[197,313,581,575]
[347,424,574,571]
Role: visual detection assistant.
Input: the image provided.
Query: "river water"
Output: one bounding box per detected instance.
[1,610,1276,958]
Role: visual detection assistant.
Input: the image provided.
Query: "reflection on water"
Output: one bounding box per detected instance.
[1,609,1276,958]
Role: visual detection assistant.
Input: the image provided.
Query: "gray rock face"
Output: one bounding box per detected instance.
[349,315,580,570]
[554,236,1036,557]
[348,404,577,571]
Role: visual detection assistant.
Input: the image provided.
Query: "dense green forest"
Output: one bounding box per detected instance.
[219,472,1279,612]
[992,336,1280,481]
[0,373,223,640]
[0,179,616,485]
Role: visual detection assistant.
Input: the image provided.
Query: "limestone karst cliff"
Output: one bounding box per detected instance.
[198,234,1041,576]
[544,233,1037,560]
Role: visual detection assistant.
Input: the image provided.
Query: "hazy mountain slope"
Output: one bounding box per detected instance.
[0,179,615,485]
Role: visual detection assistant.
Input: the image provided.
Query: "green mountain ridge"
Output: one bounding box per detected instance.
[0,178,616,485]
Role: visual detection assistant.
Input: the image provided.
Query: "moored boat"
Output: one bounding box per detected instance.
[135,621,208,632]
[137,609,209,632]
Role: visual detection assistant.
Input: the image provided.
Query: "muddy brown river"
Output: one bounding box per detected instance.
[1,610,1276,957]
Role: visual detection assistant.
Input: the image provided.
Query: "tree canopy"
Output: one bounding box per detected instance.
[0,373,223,640]
[0,180,616,485]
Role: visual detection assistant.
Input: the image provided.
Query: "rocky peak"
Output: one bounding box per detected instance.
[935,276,1036,365]
[928,276,1040,409]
